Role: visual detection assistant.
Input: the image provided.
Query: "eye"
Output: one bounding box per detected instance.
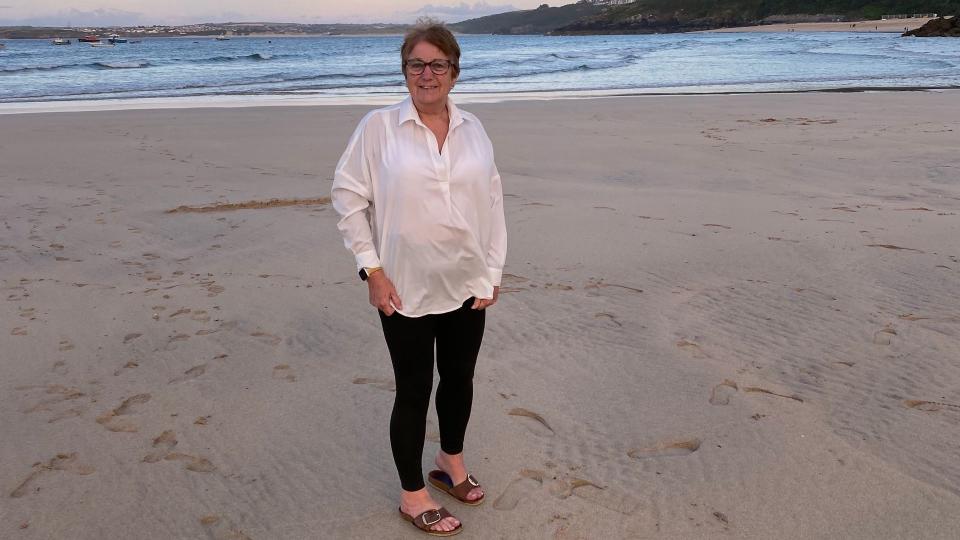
[408,60,425,70]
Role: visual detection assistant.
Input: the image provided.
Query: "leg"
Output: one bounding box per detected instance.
[379,309,436,492]
[432,299,486,503]
[380,310,462,533]
[434,298,485,453]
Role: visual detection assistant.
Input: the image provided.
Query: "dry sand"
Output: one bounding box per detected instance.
[706,17,935,33]
[2,91,960,539]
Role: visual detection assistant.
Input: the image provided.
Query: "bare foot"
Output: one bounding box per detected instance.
[435,450,484,501]
[400,487,460,533]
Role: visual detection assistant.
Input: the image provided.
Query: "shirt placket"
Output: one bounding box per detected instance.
[426,127,453,211]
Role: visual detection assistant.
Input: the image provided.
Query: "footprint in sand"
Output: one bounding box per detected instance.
[272,364,296,382]
[250,330,281,346]
[11,327,27,336]
[709,380,739,406]
[143,430,216,473]
[550,477,639,516]
[352,377,395,392]
[873,325,896,345]
[170,365,206,384]
[493,469,544,511]
[200,515,252,540]
[96,393,151,432]
[19,384,88,423]
[594,312,623,328]
[904,399,960,412]
[10,453,95,498]
[676,338,709,359]
[58,339,75,351]
[508,407,554,437]
[113,361,139,376]
[123,332,142,344]
[628,438,701,460]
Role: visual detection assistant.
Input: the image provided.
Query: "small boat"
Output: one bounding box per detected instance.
[52,38,72,45]
[79,35,101,43]
[90,42,114,48]
[215,34,230,41]
[108,34,127,44]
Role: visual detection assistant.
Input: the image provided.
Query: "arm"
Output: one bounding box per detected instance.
[331,117,403,315]
[473,164,507,310]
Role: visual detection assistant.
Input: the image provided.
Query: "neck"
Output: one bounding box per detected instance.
[414,100,448,121]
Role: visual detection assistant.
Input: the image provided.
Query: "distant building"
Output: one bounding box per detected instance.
[585,0,634,5]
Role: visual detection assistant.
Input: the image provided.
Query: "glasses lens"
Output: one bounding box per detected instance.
[429,61,450,74]
[406,61,425,74]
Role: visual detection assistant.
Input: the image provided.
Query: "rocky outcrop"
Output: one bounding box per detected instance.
[902,16,960,37]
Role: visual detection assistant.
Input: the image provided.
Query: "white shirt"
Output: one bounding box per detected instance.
[331,96,507,318]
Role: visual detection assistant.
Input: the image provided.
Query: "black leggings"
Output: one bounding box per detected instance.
[378,298,486,492]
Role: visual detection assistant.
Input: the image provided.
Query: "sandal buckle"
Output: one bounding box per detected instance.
[467,475,479,487]
[421,510,442,526]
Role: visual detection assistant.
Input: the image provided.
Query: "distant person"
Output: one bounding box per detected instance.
[331,19,506,537]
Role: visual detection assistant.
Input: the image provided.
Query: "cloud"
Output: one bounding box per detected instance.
[405,2,517,23]
[0,8,148,26]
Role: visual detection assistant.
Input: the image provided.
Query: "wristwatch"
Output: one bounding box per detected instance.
[359,267,382,281]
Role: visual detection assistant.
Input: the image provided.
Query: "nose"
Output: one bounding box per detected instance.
[418,68,435,81]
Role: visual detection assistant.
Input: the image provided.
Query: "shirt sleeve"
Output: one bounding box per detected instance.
[331,115,381,271]
[486,163,507,286]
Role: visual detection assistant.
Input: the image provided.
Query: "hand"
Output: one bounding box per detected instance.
[368,272,403,316]
[471,286,499,310]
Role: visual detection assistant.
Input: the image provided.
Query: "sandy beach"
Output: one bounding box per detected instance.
[706,17,935,33]
[2,90,960,539]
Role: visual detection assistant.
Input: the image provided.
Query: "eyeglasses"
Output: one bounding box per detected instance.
[404,58,454,76]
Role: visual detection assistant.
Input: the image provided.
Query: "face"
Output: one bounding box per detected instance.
[405,40,457,111]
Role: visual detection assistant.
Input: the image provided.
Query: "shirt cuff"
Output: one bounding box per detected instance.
[488,266,503,287]
[355,249,381,270]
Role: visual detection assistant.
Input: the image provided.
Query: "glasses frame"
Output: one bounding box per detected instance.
[403,58,456,76]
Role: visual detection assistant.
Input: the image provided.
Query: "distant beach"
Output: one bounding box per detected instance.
[705,17,935,33]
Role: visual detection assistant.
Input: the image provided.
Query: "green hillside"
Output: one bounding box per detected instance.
[449,2,603,34]
[452,0,959,34]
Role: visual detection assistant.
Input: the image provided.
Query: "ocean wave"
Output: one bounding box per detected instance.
[95,61,151,69]
[191,52,287,64]
[1,61,151,74]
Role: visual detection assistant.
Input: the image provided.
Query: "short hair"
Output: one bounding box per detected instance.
[401,18,461,78]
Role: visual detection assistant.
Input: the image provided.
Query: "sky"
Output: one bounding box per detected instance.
[0,1,563,26]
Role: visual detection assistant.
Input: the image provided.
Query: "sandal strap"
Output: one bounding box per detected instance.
[412,508,454,531]
[449,474,481,500]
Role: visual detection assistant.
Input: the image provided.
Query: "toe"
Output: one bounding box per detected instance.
[434,517,459,532]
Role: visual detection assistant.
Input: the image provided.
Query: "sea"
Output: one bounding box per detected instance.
[1,32,959,105]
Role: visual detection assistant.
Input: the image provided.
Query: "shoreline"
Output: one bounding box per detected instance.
[2,85,959,115]
[703,17,935,33]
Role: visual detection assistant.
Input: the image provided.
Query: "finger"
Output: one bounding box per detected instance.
[390,291,403,311]
[471,297,481,309]
[382,304,394,316]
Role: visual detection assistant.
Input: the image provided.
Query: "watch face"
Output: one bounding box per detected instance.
[359,268,368,281]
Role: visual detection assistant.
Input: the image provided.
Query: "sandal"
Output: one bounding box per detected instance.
[398,507,462,537]
[427,470,485,506]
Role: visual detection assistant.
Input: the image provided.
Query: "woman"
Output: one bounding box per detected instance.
[331,21,507,536]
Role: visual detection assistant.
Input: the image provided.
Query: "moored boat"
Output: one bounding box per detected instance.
[108,34,128,44]
[90,42,114,48]
[52,38,72,45]
[79,35,101,42]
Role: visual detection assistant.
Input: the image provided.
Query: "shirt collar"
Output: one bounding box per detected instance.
[398,95,468,131]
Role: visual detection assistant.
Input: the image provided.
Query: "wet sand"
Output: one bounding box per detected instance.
[2,90,960,538]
